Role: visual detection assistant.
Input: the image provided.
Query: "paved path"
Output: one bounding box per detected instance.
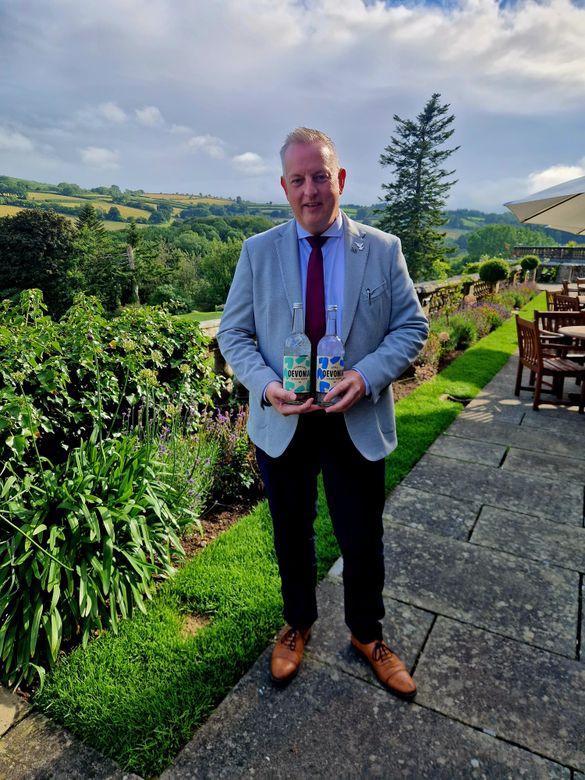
[1,355,584,778]
[163,357,585,778]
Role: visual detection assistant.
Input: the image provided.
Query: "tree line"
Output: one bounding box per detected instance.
[0,206,275,317]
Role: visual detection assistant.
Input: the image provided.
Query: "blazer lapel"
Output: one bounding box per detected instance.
[341,212,369,343]
[275,219,302,310]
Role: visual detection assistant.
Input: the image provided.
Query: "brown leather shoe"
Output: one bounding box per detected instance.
[270,625,312,687]
[351,636,417,700]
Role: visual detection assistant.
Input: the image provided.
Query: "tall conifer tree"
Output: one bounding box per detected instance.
[378,93,459,281]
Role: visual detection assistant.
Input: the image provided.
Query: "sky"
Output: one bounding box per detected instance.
[1,0,584,213]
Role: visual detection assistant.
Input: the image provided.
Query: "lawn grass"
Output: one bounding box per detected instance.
[34,293,542,778]
[178,310,222,322]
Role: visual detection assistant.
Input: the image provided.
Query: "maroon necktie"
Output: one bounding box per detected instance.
[305,235,328,351]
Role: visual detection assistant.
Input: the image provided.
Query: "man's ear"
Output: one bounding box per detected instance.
[280,176,288,198]
[338,168,347,194]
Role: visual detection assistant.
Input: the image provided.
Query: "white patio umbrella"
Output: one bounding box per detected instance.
[504,175,585,235]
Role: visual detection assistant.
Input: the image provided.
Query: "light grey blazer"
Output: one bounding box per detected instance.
[217,211,429,461]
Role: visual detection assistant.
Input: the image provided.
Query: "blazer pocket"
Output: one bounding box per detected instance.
[361,281,387,302]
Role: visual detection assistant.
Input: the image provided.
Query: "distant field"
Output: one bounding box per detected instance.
[144,193,232,205]
[91,201,151,219]
[0,205,25,217]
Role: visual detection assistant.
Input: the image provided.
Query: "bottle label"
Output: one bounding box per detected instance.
[283,355,311,394]
[317,356,344,393]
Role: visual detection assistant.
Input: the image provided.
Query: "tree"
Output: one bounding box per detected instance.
[76,203,105,235]
[0,209,76,315]
[71,209,126,311]
[378,93,459,281]
[466,224,556,262]
[192,239,242,310]
[106,206,123,222]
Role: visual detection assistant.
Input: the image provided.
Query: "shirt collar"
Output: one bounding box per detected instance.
[295,211,343,240]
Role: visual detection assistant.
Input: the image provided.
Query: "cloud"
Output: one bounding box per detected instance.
[135,106,164,127]
[80,146,120,169]
[527,162,585,194]
[99,102,127,123]
[0,127,34,152]
[231,152,271,176]
[170,124,192,135]
[187,134,225,159]
[2,0,585,208]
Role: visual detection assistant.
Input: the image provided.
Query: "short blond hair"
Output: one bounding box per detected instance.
[280,127,340,171]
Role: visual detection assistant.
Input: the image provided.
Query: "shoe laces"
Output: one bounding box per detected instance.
[280,628,300,651]
[372,641,394,664]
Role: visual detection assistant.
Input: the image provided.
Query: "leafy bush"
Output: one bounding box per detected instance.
[199,407,261,505]
[0,290,222,469]
[465,301,510,336]
[0,432,186,687]
[495,282,538,311]
[519,254,540,273]
[478,257,510,283]
[0,290,227,687]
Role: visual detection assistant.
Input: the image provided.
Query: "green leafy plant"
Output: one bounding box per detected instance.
[478,257,510,283]
[200,407,261,505]
[0,432,185,687]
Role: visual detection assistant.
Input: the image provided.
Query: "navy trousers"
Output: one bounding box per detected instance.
[256,413,386,644]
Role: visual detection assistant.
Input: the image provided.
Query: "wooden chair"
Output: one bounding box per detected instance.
[534,310,585,361]
[515,316,585,412]
[553,292,581,311]
[545,289,557,310]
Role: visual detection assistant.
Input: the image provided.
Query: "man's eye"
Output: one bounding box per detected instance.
[314,174,328,183]
[291,179,303,186]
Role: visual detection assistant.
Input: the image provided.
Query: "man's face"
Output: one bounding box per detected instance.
[280,142,346,235]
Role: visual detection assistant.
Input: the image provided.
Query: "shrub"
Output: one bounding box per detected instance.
[0,290,226,687]
[0,290,223,469]
[478,257,510,283]
[519,254,540,273]
[200,406,261,505]
[466,301,510,336]
[447,313,479,349]
[0,431,185,687]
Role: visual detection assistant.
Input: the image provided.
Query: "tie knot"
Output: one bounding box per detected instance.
[307,235,328,249]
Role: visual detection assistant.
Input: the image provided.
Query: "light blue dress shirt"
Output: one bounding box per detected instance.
[296,212,345,334]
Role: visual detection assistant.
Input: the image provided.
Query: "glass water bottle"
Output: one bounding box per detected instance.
[283,302,311,404]
[316,305,345,407]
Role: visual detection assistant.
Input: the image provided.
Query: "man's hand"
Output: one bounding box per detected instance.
[265,381,319,416]
[322,369,366,413]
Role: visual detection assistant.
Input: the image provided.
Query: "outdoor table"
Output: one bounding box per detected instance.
[559,325,585,341]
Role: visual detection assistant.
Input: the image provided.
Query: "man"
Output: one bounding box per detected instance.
[217,128,428,699]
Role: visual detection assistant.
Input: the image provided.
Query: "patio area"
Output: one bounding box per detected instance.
[1,351,584,778]
[163,355,585,778]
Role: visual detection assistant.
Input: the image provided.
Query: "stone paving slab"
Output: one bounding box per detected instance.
[471,505,585,572]
[0,710,139,779]
[383,522,578,656]
[162,654,569,779]
[456,402,526,425]
[402,453,584,525]
[521,407,585,435]
[383,485,480,540]
[307,578,433,679]
[428,436,506,467]
[447,416,585,459]
[415,617,585,771]
[582,578,585,663]
[0,687,29,738]
[502,447,585,484]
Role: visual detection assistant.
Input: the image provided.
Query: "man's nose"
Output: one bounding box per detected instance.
[303,177,318,197]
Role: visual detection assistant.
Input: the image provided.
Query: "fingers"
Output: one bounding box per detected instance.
[324,370,366,413]
[265,382,319,416]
